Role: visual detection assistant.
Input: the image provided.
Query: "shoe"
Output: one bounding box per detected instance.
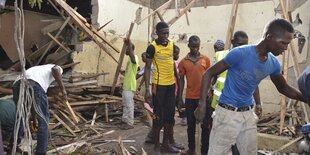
[178,149,196,155]
[171,142,185,150]
[154,147,161,155]
[119,123,134,130]
[179,118,187,126]
[161,145,180,153]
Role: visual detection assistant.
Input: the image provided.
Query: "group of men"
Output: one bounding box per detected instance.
[1,18,310,155]
[138,19,310,155]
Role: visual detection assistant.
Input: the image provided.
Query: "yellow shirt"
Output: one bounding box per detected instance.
[151,40,175,85]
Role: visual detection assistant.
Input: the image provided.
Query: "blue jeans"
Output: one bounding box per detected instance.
[13,80,49,154]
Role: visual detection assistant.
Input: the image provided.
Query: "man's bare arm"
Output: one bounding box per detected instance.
[144,58,152,103]
[195,60,229,122]
[270,74,306,102]
[52,65,67,99]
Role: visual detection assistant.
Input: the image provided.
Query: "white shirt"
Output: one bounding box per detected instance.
[23,64,63,92]
[138,64,154,84]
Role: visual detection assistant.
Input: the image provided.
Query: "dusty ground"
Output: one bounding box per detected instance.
[97,116,189,155]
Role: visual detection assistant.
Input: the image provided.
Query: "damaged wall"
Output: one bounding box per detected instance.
[0,11,57,62]
[72,0,310,111]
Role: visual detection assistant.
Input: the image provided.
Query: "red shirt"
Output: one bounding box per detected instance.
[178,53,210,99]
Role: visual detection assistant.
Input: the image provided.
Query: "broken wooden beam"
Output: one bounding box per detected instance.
[49,109,76,136]
[224,0,239,50]
[167,0,197,25]
[137,0,174,24]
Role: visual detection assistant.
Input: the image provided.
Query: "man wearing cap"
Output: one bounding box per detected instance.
[144,21,181,154]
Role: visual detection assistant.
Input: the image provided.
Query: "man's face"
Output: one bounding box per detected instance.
[188,41,200,55]
[173,49,180,60]
[157,28,169,43]
[232,37,248,48]
[269,32,293,56]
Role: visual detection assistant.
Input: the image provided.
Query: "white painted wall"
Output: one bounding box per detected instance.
[76,0,310,108]
[96,0,151,41]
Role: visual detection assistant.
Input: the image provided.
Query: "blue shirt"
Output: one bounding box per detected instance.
[298,65,310,104]
[218,45,281,107]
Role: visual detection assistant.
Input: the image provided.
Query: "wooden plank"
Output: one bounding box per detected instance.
[70,100,118,106]
[279,48,289,134]
[0,86,12,94]
[91,110,97,126]
[63,100,80,123]
[110,22,135,95]
[50,110,76,136]
[53,0,120,55]
[273,137,302,153]
[36,16,71,65]
[98,19,114,31]
[107,22,134,123]
[47,32,71,53]
[185,11,190,26]
[41,20,63,35]
[60,62,80,69]
[156,11,165,22]
[167,0,197,25]
[279,0,309,123]
[136,0,174,24]
[224,0,239,50]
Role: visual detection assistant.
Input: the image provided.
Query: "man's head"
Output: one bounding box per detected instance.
[213,40,225,52]
[232,31,248,48]
[125,44,135,56]
[188,35,200,55]
[156,22,169,43]
[173,45,180,60]
[141,52,147,63]
[263,18,294,56]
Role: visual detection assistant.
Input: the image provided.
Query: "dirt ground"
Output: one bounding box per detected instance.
[98,116,189,155]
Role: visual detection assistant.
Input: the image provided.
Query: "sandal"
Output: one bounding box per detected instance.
[171,142,185,150]
[161,145,180,153]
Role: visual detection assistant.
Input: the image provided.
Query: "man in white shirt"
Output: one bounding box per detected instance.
[12,64,67,155]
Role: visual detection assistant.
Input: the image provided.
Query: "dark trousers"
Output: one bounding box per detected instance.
[12,80,49,154]
[152,84,176,127]
[185,99,211,154]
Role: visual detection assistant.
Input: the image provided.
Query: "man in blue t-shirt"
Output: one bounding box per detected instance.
[195,18,307,155]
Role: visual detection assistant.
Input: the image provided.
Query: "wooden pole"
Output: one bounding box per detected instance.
[279,48,289,134]
[224,0,239,50]
[108,22,135,122]
[279,0,309,123]
[136,0,174,24]
[36,16,71,65]
[167,0,197,25]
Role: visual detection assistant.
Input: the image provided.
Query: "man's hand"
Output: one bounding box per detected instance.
[194,100,206,123]
[177,99,185,111]
[255,104,262,118]
[59,90,67,101]
[145,90,152,104]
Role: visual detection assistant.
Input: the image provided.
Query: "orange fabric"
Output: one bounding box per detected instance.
[178,54,210,99]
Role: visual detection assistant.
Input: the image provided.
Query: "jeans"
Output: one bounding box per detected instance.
[13,80,49,154]
[185,99,211,154]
